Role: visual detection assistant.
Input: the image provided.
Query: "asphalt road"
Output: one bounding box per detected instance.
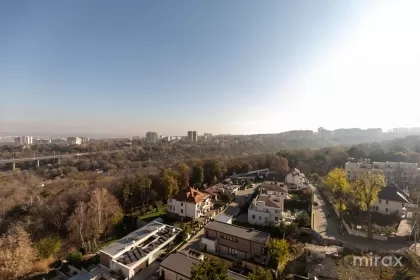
[311,184,412,251]
[311,184,341,240]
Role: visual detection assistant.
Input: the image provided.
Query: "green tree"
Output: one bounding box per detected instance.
[268,238,289,271]
[325,168,352,232]
[248,267,273,280]
[191,166,204,186]
[353,170,386,239]
[191,258,230,280]
[295,212,311,228]
[67,250,83,266]
[160,170,179,199]
[35,236,62,258]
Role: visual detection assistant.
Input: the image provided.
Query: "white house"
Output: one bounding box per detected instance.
[167,187,212,219]
[285,169,308,189]
[224,184,240,195]
[345,159,418,186]
[259,182,288,200]
[372,182,409,216]
[248,195,284,226]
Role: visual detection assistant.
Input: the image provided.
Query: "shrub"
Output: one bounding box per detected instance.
[35,236,62,259]
[67,250,83,267]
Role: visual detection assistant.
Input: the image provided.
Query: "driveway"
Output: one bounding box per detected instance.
[311,184,341,240]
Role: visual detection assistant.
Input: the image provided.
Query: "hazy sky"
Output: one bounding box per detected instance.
[1,1,419,136]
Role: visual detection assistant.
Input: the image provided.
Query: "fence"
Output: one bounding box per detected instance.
[317,186,388,241]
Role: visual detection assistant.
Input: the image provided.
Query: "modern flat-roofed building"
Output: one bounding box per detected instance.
[146,131,159,143]
[67,136,82,145]
[99,220,182,279]
[159,249,248,280]
[345,160,419,186]
[33,138,52,145]
[202,221,270,264]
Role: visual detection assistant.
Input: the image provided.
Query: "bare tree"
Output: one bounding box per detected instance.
[0,224,37,280]
[68,201,88,248]
[88,188,123,240]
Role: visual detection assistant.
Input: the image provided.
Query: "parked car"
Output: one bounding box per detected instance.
[313,201,319,206]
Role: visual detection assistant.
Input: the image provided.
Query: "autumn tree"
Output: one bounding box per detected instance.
[353,170,386,239]
[160,169,179,199]
[269,155,290,174]
[191,165,204,186]
[67,201,88,248]
[174,162,190,188]
[0,225,37,280]
[35,236,61,258]
[191,258,230,280]
[248,267,273,280]
[88,188,123,240]
[268,238,289,271]
[325,168,352,232]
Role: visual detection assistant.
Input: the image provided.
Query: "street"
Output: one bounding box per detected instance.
[311,184,411,251]
[311,184,341,240]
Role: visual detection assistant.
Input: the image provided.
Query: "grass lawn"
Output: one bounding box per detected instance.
[139,208,167,220]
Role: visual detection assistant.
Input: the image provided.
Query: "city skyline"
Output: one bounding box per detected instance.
[1,1,420,135]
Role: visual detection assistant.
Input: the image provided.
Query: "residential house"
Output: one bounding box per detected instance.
[202,221,270,264]
[285,169,308,189]
[265,172,286,183]
[372,182,410,216]
[259,182,288,200]
[345,159,419,186]
[204,185,222,200]
[99,221,182,279]
[248,195,284,226]
[167,187,212,219]
[159,249,248,280]
[224,184,240,195]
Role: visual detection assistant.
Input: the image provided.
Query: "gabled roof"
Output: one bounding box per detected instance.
[171,187,209,204]
[256,195,283,209]
[378,182,409,203]
[289,168,305,178]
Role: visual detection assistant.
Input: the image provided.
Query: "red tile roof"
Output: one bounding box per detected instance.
[171,187,209,204]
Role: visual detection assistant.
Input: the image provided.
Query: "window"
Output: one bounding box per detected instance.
[275,217,279,221]
[181,203,183,206]
[228,247,237,256]
[379,199,382,204]
[396,210,399,214]
[386,208,388,212]
[376,206,379,210]
[261,247,267,255]
[181,209,183,214]
[281,192,283,195]
[220,234,239,243]
[259,216,261,220]
[252,215,255,219]
[386,200,389,205]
